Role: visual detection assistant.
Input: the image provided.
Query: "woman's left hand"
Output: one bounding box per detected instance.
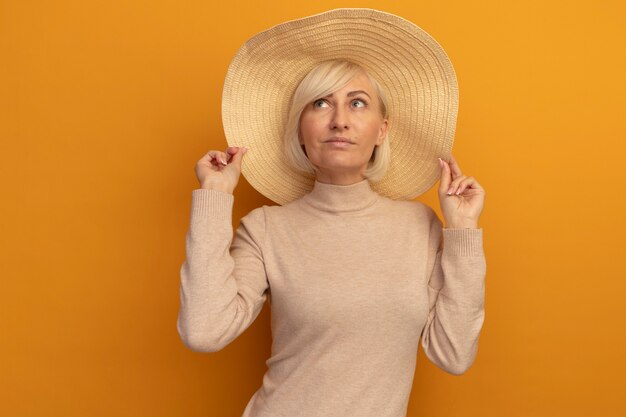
[437,154,485,229]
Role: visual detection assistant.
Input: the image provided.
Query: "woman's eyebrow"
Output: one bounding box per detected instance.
[323,90,372,99]
[347,90,371,98]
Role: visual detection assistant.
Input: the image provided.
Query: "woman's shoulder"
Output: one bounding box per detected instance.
[379,196,440,222]
[239,201,287,224]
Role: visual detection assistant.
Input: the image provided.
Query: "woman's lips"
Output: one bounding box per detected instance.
[325,141,353,147]
[325,137,354,146]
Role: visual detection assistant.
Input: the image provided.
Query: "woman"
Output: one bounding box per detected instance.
[177,9,486,417]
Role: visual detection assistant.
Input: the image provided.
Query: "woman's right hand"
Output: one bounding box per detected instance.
[195,146,248,194]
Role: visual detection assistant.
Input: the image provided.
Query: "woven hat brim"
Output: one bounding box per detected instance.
[222,8,458,205]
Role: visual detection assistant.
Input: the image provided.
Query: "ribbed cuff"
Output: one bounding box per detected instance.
[442,228,483,257]
[190,189,234,221]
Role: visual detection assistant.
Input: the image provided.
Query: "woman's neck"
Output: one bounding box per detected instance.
[302,178,380,213]
[313,170,366,185]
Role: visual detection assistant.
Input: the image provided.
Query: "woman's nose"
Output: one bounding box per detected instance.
[330,106,349,130]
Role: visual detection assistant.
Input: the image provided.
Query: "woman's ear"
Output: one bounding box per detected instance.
[377,119,389,145]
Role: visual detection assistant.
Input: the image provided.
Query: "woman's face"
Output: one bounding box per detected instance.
[298,72,388,184]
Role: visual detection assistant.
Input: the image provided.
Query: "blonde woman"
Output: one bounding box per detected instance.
[178,9,486,417]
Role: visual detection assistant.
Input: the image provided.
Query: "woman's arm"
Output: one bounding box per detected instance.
[420,211,486,375]
[176,188,269,353]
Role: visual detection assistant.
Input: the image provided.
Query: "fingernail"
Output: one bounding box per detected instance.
[438,158,443,168]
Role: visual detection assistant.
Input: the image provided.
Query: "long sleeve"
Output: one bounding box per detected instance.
[420,210,486,375]
[177,189,270,353]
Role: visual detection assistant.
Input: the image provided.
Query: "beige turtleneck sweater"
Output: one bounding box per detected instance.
[177,178,486,417]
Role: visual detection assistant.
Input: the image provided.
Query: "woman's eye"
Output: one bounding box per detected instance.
[313,99,328,108]
[351,99,366,108]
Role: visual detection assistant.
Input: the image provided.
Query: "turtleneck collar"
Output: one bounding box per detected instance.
[301,178,380,213]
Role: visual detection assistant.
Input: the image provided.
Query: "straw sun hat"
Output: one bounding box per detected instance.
[222,8,458,205]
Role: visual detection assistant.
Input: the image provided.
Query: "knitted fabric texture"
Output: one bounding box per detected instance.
[177,178,486,417]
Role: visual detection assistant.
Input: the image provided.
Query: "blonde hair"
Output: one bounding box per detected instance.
[282,60,391,182]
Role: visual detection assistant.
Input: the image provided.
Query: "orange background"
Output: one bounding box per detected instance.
[1,0,625,416]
